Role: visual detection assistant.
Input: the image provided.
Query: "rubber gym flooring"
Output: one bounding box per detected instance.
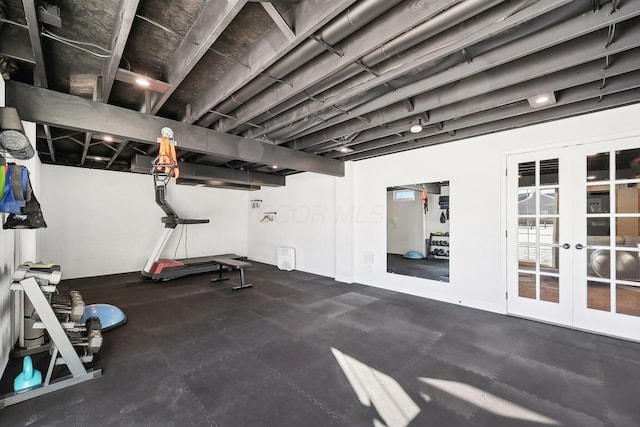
[1,262,639,426]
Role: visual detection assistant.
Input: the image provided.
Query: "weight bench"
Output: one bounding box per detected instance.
[210,257,252,291]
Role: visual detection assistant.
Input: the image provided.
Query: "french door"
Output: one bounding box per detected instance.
[507,137,640,341]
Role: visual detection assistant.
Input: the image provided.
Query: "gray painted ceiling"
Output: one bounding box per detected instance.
[1,0,640,188]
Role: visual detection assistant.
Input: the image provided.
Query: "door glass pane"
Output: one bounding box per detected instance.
[540,158,559,185]
[518,272,536,299]
[540,188,558,214]
[589,249,611,278]
[518,245,536,270]
[588,280,610,311]
[540,275,559,303]
[615,251,640,282]
[587,151,609,181]
[539,246,559,274]
[616,148,640,180]
[587,186,610,214]
[616,184,640,213]
[540,217,559,245]
[615,217,640,248]
[518,162,535,187]
[616,284,640,317]
[518,217,536,244]
[518,190,536,215]
[587,219,610,246]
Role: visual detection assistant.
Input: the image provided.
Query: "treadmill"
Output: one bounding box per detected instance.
[141,129,236,281]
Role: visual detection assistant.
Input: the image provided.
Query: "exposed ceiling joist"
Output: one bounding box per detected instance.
[101,0,140,103]
[246,0,571,140]
[22,0,47,87]
[0,30,34,63]
[325,51,640,156]
[215,0,463,133]
[190,0,358,126]
[294,5,640,150]
[344,88,640,161]
[5,81,344,177]
[260,2,296,41]
[146,0,248,115]
[131,154,285,187]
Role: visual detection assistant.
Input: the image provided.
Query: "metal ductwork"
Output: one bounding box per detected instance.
[241,0,504,139]
[197,0,404,127]
[0,107,35,160]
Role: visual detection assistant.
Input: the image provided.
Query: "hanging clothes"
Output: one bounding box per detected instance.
[3,166,47,229]
[155,135,179,179]
[0,164,25,214]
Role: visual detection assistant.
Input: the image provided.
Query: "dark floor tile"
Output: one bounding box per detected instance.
[306,299,357,318]
[220,316,292,349]
[255,337,327,374]
[209,375,338,427]
[331,291,379,307]
[250,298,297,317]
[496,354,605,421]
[302,317,368,349]
[428,333,510,379]
[282,354,367,416]
[266,307,323,333]
[600,354,640,427]
[511,335,602,378]
[475,381,606,427]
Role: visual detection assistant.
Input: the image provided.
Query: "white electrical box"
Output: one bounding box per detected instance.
[277,247,296,271]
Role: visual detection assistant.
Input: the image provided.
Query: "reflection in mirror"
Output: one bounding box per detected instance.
[386,181,449,282]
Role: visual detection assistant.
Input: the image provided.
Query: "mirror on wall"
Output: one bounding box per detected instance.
[387,181,450,282]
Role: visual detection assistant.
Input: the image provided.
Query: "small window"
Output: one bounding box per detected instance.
[393,190,415,201]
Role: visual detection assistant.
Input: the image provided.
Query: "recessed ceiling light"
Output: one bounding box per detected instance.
[135,77,151,87]
[103,135,113,142]
[527,92,556,108]
[271,165,278,169]
[410,119,423,134]
[85,155,111,162]
[336,146,354,153]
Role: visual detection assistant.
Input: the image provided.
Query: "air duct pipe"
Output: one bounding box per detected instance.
[260,0,594,143]
[197,0,404,127]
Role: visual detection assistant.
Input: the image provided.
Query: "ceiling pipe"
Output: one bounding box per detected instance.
[291,1,639,150]
[240,0,505,138]
[255,0,592,142]
[196,0,404,127]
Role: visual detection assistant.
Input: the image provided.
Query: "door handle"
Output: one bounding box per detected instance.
[575,243,585,250]
[562,243,571,249]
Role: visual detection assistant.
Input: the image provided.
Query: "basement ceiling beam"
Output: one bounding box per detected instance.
[246,0,571,140]
[261,2,296,41]
[189,0,357,126]
[215,0,462,133]
[146,0,247,115]
[0,29,34,63]
[344,88,640,161]
[22,0,46,86]
[131,155,285,187]
[321,51,640,154]
[5,81,344,177]
[101,0,140,102]
[294,8,640,150]
[334,69,640,158]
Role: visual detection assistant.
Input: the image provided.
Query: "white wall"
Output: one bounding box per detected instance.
[245,104,640,316]
[386,190,423,255]
[247,172,337,277]
[38,165,248,279]
[353,103,640,314]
